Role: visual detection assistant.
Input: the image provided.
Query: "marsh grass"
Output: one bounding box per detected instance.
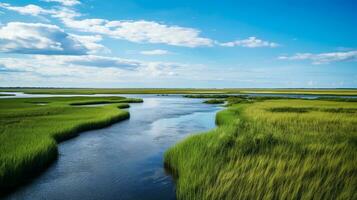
[203,99,225,104]
[184,95,234,98]
[0,96,142,195]
[316,97,357,102]
[268,106,357,114]
[165,99,357,200]
[268,107,315,113]
[0,94,14,96]
[69,98,143,106]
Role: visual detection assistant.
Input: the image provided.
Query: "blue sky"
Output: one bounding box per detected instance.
[0,0,356,88]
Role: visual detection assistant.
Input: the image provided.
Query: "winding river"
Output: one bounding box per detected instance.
[2,92,356,199]
[4,94,221,200]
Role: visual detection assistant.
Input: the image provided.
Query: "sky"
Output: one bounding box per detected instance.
[0,0,356,88]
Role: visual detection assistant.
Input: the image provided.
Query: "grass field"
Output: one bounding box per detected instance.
[164,98,357,200]
[1,88,357,96]
[0,96,142,194]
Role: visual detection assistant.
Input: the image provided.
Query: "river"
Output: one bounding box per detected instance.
[2,91,356,200]
[4,95,221,200]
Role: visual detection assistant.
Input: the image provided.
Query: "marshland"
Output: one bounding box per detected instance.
[0,96,143,193]
[0,89,356,200]
[1,0,356,199]
[165,96,357,199]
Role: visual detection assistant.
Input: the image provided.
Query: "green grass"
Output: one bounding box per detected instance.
[203,99,226,104]
[0,96,142,194]
[164,98,357,200]
[239,89,357,96]
[1,88,357,96]
[0,93,14,96]
[69,98,143,106]
[184,94,233,98]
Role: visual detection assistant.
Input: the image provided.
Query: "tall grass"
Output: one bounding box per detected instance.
[0,94,14,96]
[184,95,234,98]
[203,99,225,104]
[165,99,357,200]
[0,96,142,195]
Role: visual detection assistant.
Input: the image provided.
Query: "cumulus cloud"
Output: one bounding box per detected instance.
[0,3,51,16]
[70,34,109,54]
[0,56,126,82]
[278,51,357,64]
[42,0,80,6]
[0,22,105,55]
[59,18,214,47]
[33,55,142,69]
[0,54,277,87]
[50,6,81,18]
[140,49,169,55]
[0,2,80,18]
[0,55,185,83]
[1,2,278,49]
[220,37,278,48]
[0,3,213,47]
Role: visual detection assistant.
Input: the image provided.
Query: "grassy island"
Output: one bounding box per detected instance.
[165,97,357,200]
[0,96,142,194]
[203,99,226,104]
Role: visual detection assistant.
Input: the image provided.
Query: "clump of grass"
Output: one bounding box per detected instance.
[0,93,15,96]
[189,95,296,106]
[69,98,143,106]
[268,107,357,114]
[165,99,357,200]
[203,99,225,104]
[268,107,315,113]
[322,108,357,113]
[184,94,232,98]
[0,96,142,195]
[316,97,357,102]
[117,103,130,109]
[226,97,252,105]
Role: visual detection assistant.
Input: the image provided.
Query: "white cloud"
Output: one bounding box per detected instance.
[1,2,278,49]
[278,51,357,64]
[0,55,294,87]
[140,49,169,55]
[0,56,126,83]
[0,22,103,55]
[0,55,185,84]
[70,34,110,54]
[0,3,52,16]
[0,2,80,18]
[42,0,80,6]
[33,55,142,69]
[50,6,81,18]
[220,37,278,48]
[60,18,214,47]
[1,2,214,47]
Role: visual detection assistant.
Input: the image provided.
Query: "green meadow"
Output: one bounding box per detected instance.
[0,96,142,194]
[165,98,357,200]
[1,88,357,96]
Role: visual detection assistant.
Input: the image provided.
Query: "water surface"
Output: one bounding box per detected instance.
[6,95,221,200]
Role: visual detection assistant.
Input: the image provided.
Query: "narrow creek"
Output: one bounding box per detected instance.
[5,95,221,200]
